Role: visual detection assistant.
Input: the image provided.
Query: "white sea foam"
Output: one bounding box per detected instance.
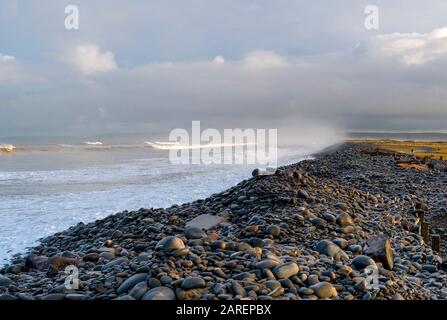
[0,144,16,152]
[0,141,334,265]
[84,141,103,145]
[146,140,257,150]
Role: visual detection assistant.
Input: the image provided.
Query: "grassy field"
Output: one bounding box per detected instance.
[350,139,447,160]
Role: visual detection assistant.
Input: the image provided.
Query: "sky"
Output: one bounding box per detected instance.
[1,0,447,140]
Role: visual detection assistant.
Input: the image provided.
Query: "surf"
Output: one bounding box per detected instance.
[145,140,257,150]
[0,144,16,152]
[84,141,103,146]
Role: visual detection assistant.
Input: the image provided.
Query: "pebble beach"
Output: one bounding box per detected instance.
[1,142,446,300]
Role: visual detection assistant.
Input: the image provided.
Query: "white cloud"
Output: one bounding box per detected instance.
[243,50,287,68]
[213,55,225,65]
[0,53,16,63]
[72,44,117,74]
[373,26,447,65]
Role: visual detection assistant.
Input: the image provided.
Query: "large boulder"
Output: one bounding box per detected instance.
[364,234,394,270]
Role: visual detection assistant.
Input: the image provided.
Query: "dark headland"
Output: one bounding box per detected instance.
[1,142,447,300]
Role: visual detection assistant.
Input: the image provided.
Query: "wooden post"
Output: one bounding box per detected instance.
[432,235,440,253]
[415,210,424,223]
[421,222,429,244]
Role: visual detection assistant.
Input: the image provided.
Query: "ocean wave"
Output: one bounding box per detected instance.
[0,144,16,152]
[145,140,257,150]
[84,141,103,145]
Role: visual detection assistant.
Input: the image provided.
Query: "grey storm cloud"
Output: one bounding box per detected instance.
[1,0,447,139]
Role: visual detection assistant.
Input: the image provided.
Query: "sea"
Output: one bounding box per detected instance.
[0,137,337,265]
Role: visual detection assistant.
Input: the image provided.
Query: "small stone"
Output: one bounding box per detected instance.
[230,280,246,297]
[255,259,280,269]
[315,240,348,260]
[264,280,282,290]
[148,278,161,288]
[340,225,356,234]
[102,257,128,270]
[211,240,227,250]
[156,236,185,252]
[322,212,336,223]
[336,212,353,226]
[333,238,349,249]
[16,293,34,300]
[0,294,17,300]
[117,273,148,294]
[249,238,265,247]
[160,275,173,285]
[42,293,66,300]
[298,189,309,199]
[5,264,22,274]
[115,295,136,300]
[354,278,368,292]
[65,294,87,300]
[83,253,99,262]
[310,217,326,227]
[337,265,352,277]
[299,287,314,296]
[348,245,362,253]
[185,227,206,239]
[307,274,319,286]
[99,251,115,260]
[335,202,349,212]
[272,262,299,279]
[392,293,405,300]
[177,288,208,300]
[422,264,437,273]
[266,225,281,237]
[142,287,176,300]
[310,282,337,299]
[246,225,259,233]
[351,255,376,269]
[129,281,148,300]
[0,274,12,287]
[181,277,206,290]
[104,239,113,247]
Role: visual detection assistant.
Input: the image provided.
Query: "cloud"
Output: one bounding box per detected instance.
[0,53,15,63]
[2,43,447,137]
[373,26,447,65]
[71,44,117,74]
[2,2,447,138]
[213,55,225,65]
[242,50,288,68]
[0,52,20,83]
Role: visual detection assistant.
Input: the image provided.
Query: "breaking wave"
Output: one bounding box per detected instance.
[0,144,16,152]
[145,140,257,150]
